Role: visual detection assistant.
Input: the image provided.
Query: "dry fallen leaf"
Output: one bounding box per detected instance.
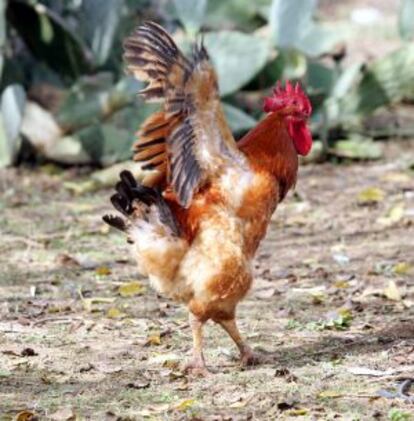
[64,180,98,195]
[311,291,326,305]
[174,399,196,411]
[146,332,161,346]
[95,266,111,276]
[357,187,385,204]
[169,370,185,380]
[106,307,125,319]
[334,280,350,289]
[119,281,146,297]
[100,224,110,235]
[383,280,402,301]
[55,253,80,268]
[318,390,343,399]
[15,410,38,421]
[381,172,412,184]
[163,359,180,370]
[377,203,405,226]
[286,408,308,416]
[393,262,413,276]
[81,296,115,312]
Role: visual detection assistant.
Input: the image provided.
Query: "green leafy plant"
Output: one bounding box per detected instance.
[389,408,412,421]
[399,0,414,41]
[270,0,340,57]
[0,0,413,168]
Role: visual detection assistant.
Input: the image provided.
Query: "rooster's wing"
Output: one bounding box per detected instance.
[124,21,247,208]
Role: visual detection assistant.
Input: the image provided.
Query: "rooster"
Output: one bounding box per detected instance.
[103,21,312,375]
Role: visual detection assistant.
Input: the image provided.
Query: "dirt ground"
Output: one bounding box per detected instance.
[0,138,413,420]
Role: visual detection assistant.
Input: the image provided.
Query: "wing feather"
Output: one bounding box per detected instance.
[124,22,246,207]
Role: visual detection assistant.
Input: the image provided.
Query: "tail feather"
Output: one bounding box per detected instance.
[120,169,138,189]
[104,170,181,237]
[115,181,135,204]
[110,193,131,216]
[102,214,127,232]
[104,170,189,297]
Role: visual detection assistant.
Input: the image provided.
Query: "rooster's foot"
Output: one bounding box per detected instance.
[240,347,264,367]
[183,359,211,377]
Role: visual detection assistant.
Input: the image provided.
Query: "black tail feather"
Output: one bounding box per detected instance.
[120,170,138,189]
[110,193,131,216]
[132,184,159,206]
[105,170,182,237]
[103,214,127,232]
[115,181,135,203]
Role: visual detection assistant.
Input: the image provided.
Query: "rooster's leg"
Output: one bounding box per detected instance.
[184,313,209,376]
[219,319,260,366]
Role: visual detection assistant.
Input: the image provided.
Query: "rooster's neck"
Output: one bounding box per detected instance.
[238,112,298,199]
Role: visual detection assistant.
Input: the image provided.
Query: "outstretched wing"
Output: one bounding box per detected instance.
[124,21,246,208]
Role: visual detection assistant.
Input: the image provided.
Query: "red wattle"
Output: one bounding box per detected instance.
[288,120,312,156]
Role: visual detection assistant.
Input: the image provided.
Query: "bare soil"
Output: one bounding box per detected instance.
[1,140,413,420]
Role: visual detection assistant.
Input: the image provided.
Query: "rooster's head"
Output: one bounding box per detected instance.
[263,81,313,156]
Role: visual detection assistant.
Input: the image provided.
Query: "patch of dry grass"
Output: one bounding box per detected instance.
[0,140,413,420]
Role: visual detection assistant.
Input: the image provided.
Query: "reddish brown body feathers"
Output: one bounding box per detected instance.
[165,112,298,251]
[239,112,298,201]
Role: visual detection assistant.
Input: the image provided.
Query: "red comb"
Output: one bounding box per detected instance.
[264,80,312,116]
